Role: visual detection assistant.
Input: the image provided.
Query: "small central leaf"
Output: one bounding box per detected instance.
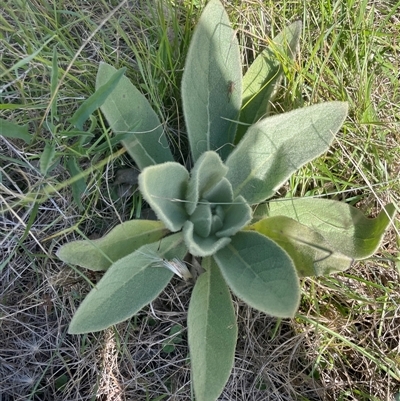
[191,202,212,237]
[186,151,228,215]
[211,213,224,233]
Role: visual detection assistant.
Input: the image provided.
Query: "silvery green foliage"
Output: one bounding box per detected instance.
[57,1,395,400]
[139,151,252,257]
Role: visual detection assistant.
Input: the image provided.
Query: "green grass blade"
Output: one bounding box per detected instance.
[40,142,57,176]
[69,67,127,130]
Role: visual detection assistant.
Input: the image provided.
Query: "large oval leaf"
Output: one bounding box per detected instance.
[226,102,348,204]
[57,220,168,271]
[68,233,187,334]
[181,0,242,162]
[188,256,237,401]
[248,216,353,277]
[214,231,300,317]
[96,62,174,170]
[268,198,396,259]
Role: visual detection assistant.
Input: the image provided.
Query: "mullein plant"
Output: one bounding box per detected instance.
[55,1,395,400]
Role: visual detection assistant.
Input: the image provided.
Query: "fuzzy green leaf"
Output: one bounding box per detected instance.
[202,177,233,203]
[181,0,241,162]
[65,156,87,212]
[215,231,300,317]
[268,198,396,260]
[236,20,302,142]
[216,195,252,238]
[139,162,189,231]
[183,221,231,257]
[188,256,237,401]
[190,202,213,237]
[57,220,168,271]
[69,67,126,130]
[0,119,32,144]
[96,62,174,169]
[248,216,353,277]
[226,102,348,204]
[186,151,228,215]
[68,233,187,334]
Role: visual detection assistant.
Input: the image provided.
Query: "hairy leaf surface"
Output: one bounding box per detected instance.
[215,231,300,317]
[139,162,189,231]
[236,20,302,142]
[181,0,241,161]
[268,198,396,259]
[96,62,174,169]
[70,67,126,130]
[186,151,228,215]
[226,102,348,204]
[57,220,168,271]
[248,216,353,276]
[68,233,187,334]
[188,257,237,401]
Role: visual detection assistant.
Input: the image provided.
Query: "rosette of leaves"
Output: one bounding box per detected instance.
[139,151,253,257]
[56,1,396,400]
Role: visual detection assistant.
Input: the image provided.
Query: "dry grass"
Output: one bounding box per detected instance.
[3,254,398,400]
